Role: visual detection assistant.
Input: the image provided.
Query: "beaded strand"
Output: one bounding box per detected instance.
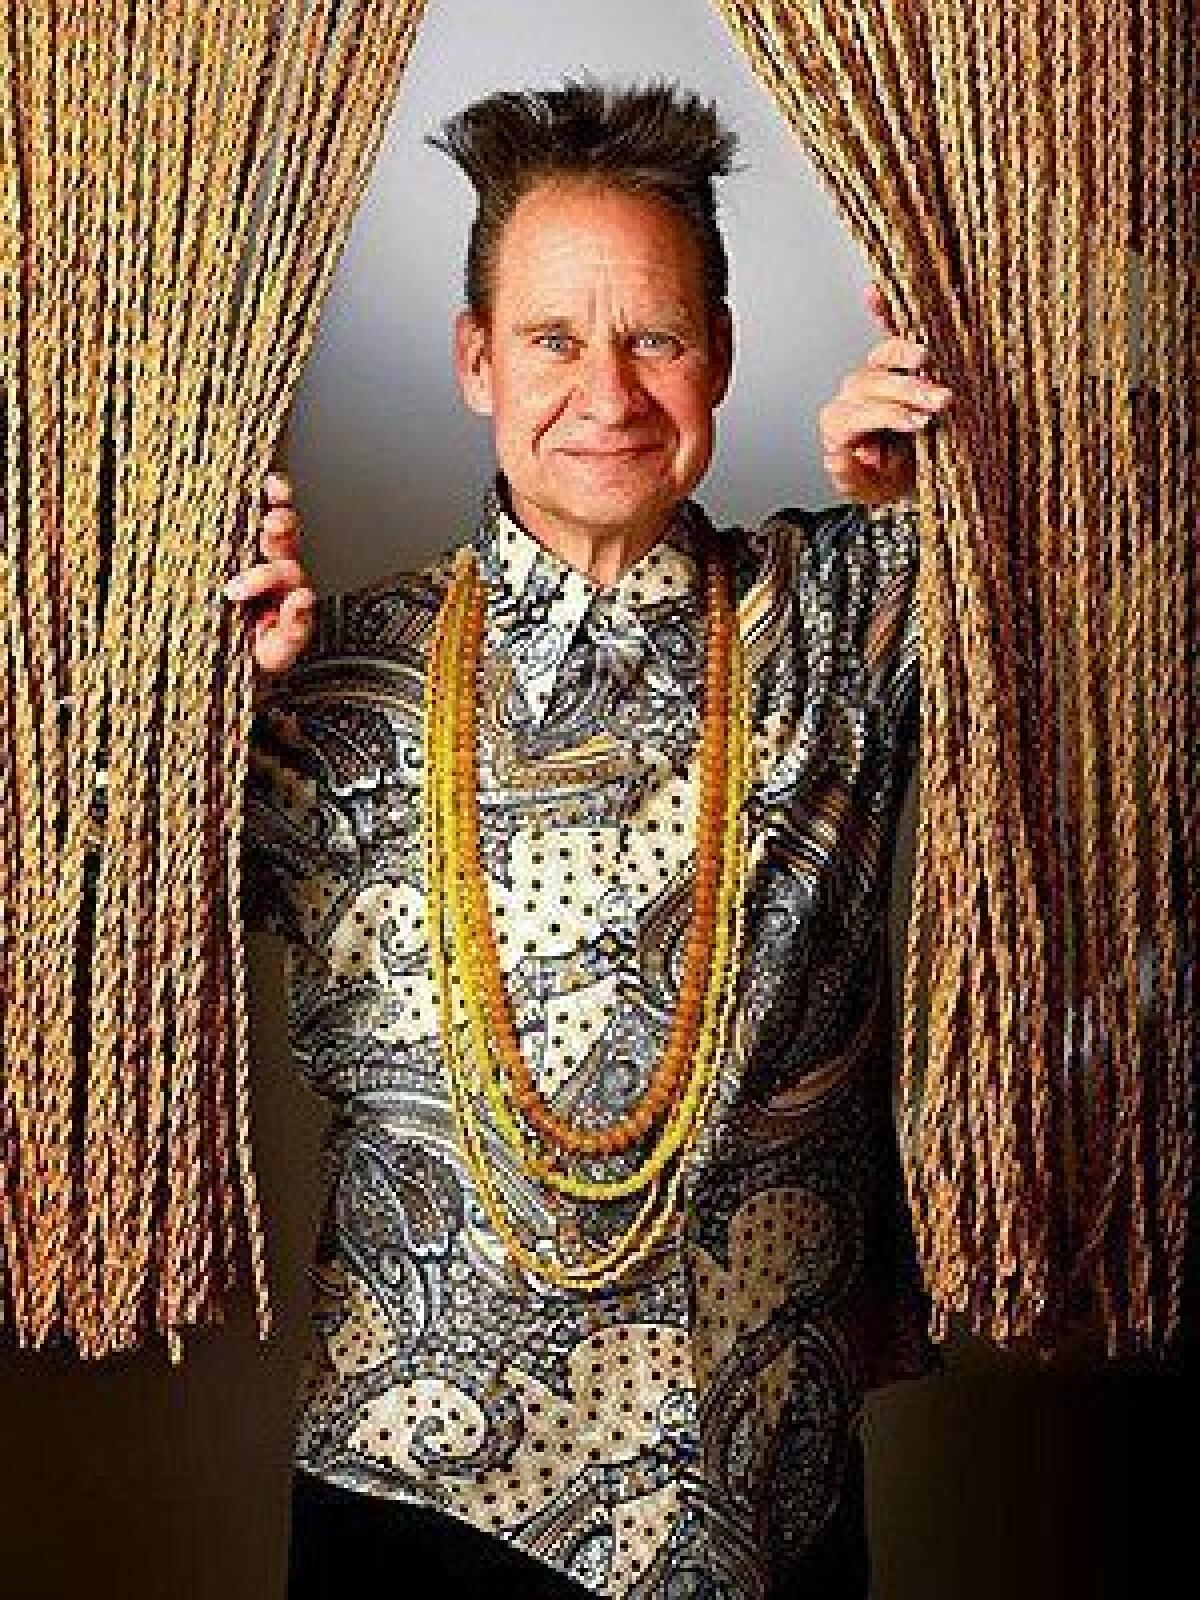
[424,537,752,1285]
[451,546,739,1160]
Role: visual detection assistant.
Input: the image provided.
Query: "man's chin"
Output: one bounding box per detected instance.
[536,468,683,527]
[501,454,705,542]
[550,491,674,535]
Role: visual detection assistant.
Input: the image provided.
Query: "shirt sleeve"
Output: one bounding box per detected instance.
[785,497,921,794]
[861,498,921,789]
[241,630,359,955]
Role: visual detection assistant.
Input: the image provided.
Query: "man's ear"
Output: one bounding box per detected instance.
[708,302,735,409]
[453,308,494,418]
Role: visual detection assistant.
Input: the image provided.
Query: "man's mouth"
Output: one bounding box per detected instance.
[558,443,661,460]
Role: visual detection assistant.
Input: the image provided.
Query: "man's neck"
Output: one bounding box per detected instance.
[499,478,675,591]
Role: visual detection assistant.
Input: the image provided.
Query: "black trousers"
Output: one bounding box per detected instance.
[285,1438,869,1598]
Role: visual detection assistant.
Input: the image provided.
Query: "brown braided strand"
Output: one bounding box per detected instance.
[711,0,1196,1355]
[1,0,428,1363]
[1,0,1192,1369]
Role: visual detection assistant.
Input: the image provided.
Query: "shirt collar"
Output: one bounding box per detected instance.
[468,473,707,727]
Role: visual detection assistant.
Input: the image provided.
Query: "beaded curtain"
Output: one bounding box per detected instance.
[2,1,1194,1369]
[0,0,428,1362]
[711,0,1195,1355]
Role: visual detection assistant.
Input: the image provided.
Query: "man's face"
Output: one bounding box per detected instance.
[453,178,734,553]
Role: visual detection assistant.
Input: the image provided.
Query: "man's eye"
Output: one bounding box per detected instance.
[634,332,681,354]
[535,333,574,354]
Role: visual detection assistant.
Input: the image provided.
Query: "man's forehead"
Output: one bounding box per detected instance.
[492,180,708,311]
[505,257,698,312]
[497,240,705,324]
[506,225,693,272]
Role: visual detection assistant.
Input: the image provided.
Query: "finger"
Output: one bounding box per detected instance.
[262,506,299,535]
[280,586,315,635]
[824,434,911,472]
[224,557,306,603]
[821,397,943,452]
[259,505,300,557]
[254,587,313,663]
[823,455,911,502]
[823,442,916,502]
[843,368,953,412]
[253,618,290,676]
[865,336,932,374]
[264,471,293,508]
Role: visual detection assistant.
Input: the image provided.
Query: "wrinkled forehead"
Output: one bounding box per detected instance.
[490,179,709,325]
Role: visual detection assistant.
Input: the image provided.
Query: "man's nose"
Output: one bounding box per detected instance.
[575,344,648,422]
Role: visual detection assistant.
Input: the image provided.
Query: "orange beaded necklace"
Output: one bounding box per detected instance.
[424,519,751,1286]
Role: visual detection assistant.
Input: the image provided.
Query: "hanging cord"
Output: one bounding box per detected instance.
[0,0,429,1363]
[710,0,1196,1356]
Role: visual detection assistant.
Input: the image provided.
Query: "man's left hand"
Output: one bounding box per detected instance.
[818,283,954,507]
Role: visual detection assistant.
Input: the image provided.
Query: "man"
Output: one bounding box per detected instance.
[228,80,953,1600]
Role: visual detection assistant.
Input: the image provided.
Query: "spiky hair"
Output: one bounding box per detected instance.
[427,76,740,318]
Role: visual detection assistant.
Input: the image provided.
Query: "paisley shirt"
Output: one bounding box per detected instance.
[244,476,935,1598]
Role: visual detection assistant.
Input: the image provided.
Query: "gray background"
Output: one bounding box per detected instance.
[285,0,875,590]
[0,3,1187,1596]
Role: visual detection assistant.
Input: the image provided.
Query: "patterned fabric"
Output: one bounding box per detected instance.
[245,475,935,1599]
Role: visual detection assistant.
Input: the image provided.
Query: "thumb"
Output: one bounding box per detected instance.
[283,587,315,637]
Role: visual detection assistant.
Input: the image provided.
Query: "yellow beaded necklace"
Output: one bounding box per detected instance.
[424,523,752,1289]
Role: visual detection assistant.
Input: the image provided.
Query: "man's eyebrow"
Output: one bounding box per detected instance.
[512,310,701,337]
[637,309,700,337]
[512,316,576,337]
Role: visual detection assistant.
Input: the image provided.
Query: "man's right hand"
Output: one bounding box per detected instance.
[224,471,316,676]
